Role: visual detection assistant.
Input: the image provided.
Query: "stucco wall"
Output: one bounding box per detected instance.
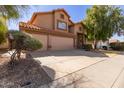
[54,11,69,32]
[50,36,74,50]
[73,23,87,47]
[30,10,74,34]
[69,26,74,33]
[32,13,53,30]
[74,24,84,35]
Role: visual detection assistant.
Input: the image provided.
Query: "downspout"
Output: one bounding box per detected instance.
[73,37,75,48]
[53,10,55,30]
[47,34,50,50]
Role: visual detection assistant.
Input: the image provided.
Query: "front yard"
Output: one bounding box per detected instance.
[0,53,52,88]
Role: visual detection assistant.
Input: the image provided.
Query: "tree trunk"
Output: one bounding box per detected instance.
[93,40,98,50]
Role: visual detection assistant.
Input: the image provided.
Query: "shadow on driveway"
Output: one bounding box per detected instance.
[31,49,109,58]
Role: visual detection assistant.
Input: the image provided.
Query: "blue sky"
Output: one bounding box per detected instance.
[8,5,92,30]
[8,5,124,41]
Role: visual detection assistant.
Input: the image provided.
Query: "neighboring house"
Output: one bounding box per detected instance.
[19,9,87,51]
[97,40,109,49]
[109,39,120,44]
[96,39,120,50]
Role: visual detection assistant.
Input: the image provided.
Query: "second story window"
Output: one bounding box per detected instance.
[57,20,67,30]
[60,14,64,19]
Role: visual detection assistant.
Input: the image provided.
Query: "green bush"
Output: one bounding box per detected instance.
[11,31,27,39]
[0,30,6,44]
[24,37,42,51]
[11,31,42,51]
[0,17,7,45]
[110,43,124,51]
[84,44,93,51]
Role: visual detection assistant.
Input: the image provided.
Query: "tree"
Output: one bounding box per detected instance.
[0,5,28,44]
[10,31,42,65]
[84,5,124,49]
[0,16,7,44]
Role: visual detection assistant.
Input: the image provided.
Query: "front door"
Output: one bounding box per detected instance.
[77,33,84,48]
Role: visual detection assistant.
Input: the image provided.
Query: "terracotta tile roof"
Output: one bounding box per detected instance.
[19,22,41,30]
[19,22,56,32]
[19,22,76,38]
[109,39,120,43]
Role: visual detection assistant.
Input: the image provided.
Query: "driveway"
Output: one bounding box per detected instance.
[31,49,124,88]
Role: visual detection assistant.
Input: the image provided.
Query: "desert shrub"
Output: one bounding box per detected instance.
[9,31,42,64]
[119,43,124,51]
[110,43,124,51]
[24,37,42,51]
[11,31,27,40]
[120,42,124,48]
[11,31,42,51]
[84,44,93,51]
[110,43,118,50]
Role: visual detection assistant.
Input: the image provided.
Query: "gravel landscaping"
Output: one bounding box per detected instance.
[0,56,53,88]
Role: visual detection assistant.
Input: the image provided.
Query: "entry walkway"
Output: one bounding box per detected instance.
[31,49,124,88]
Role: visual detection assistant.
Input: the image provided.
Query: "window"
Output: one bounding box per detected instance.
[60,14,64,19]
[57,21,67,30]
[79,27,82,31]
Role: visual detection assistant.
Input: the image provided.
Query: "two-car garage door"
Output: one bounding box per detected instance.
[30,33,74,51]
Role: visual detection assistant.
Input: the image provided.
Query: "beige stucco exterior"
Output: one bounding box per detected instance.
[19,9,87,51]
[54,11,69,32]
[73,23,87,48]
[32,13,53,30]
[73,23,85,34]
[31,10,71,32]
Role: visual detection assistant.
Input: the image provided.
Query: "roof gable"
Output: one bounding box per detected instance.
[29,9,72,24]
[53,9,70,18]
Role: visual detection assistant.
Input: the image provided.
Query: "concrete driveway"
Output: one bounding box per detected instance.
[31,49,124,88]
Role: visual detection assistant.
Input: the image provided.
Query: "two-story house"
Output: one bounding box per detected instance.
[19,9,87,51]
